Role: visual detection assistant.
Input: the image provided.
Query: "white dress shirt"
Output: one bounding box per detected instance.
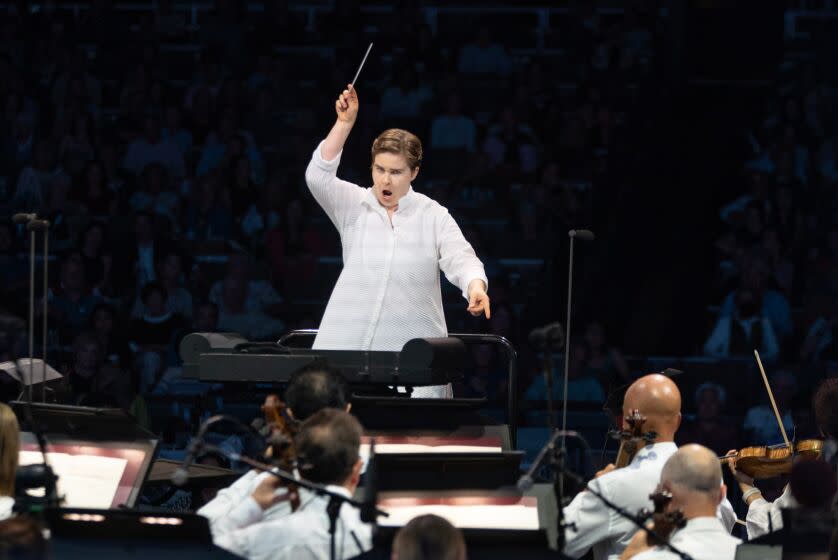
[305,141,487,398]
[745,484,795,540]
[631,517,741,560]
[563,442,736,560]
[0,496,13,520]
[215,484,372,560]
[197,470,298,538]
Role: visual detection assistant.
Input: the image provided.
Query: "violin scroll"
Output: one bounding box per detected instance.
[612,410,658,469]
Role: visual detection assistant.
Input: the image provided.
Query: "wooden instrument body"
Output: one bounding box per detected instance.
[732,439,823,479]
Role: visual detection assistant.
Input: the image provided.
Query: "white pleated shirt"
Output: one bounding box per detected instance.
[305,141,487,388]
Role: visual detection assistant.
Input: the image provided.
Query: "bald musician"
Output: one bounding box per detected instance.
[563,374,736,560]
[729,377,838,539]
[620,444,742,560]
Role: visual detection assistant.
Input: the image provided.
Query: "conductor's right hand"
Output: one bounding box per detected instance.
[335,84,359,123]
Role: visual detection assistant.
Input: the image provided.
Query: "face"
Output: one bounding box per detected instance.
[696,388,721,420]
[146,290,166,315]
[371,152,418,209]
[161,255,182,283]
[93,308,114,334]
[76,342,99,370]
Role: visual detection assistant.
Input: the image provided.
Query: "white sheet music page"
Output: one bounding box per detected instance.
[379,496,540,530]
[19,451,127,508]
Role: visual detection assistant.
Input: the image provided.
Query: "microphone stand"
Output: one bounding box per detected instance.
[558,230,594,508]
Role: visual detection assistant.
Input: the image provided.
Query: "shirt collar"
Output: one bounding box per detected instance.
[630,441,678,466]
[677,516,727,534]
[324,485,352,498]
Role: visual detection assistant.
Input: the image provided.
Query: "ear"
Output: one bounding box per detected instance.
[718,483,727,505]
[674,412,682,432]
[345,403,352,413]
[286,408,296,420]
[351,458,363,486]
[410,166,419,182]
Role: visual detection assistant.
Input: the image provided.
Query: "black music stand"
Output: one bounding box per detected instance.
[46,508,239,559]
[13,403,159,509]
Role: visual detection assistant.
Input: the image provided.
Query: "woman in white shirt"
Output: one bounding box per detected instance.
[304,84,490,398]
[0,403,19,519]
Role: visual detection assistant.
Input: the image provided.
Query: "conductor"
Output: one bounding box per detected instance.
[304,84,489,398]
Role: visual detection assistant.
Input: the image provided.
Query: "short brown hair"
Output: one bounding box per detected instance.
[0,403,19,497]
[295,408,362,485]
[393,514,466,560]
[371,129,422,170]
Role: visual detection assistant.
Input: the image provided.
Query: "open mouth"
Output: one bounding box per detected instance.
[382,189,392,197]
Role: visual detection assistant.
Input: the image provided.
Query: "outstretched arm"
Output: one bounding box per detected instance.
[322,84,358,160]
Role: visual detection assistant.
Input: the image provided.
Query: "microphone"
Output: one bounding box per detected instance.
[569,229,595,241]
[171,435,205,487]
[360,438,378,523]
[12,213,37,224]
[25,219,50,231]
[528,322,565,349]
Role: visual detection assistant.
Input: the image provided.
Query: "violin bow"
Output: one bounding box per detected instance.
[753,349,792,449]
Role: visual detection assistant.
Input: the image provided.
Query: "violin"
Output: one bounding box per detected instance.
[613,410,658,468]
[717,350,824,480]
[642,490,686,546]
[261,394,301,510]
[720,439,823,480]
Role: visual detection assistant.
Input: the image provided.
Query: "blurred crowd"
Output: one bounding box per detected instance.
[0,1,833,465]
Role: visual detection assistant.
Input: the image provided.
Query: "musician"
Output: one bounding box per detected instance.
[619,444,742,560]
[198,363,349,536]
[562,374,736,560]
[0,403,19,521]
[305,84,489,398]
[730,377,838,539]
[392,514,467,560]
[215,409,370,560]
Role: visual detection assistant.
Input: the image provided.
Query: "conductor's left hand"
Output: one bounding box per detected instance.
[467,280,491,319]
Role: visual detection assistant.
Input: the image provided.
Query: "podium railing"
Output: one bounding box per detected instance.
[277,330,519,448]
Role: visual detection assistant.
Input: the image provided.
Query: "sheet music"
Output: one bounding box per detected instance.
[0,359,62,384]
[379,503,539,530]
[361,443,503,459]
[19,451,127,509]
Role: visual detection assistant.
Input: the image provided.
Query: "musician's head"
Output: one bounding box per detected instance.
[790,458,837,510]
[813,378,838,439]
[392,514,466,560]
[284,361,349,421]
[0,403,19,497]
[623,374,682,442]
[660,444,725,519]
[371,129,422,210]
[295,409,363,492]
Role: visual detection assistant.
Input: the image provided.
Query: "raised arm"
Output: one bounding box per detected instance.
[305,85,364,230]
[322,84,358,160]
